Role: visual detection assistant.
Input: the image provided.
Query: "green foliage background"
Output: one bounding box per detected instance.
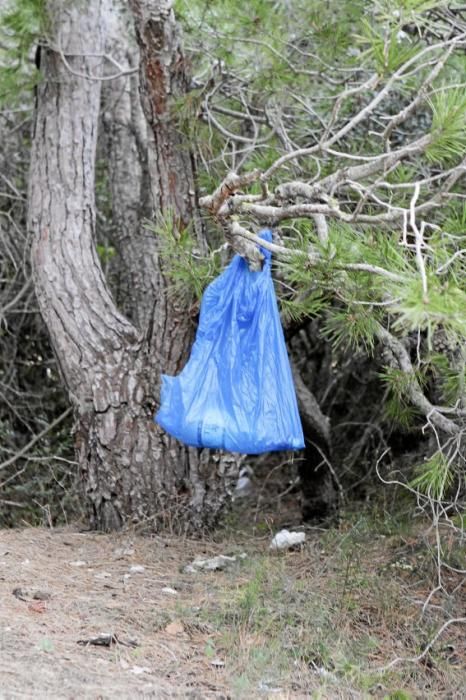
[166,0,466,502]
[0,0,464,522]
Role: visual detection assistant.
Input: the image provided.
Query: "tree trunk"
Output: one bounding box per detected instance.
[28,0,239,532]
[100,1,155,329]
[292,365,339,522]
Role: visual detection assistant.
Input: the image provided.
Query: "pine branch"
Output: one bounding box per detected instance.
[230,226,406,283]
[376,326,461,435]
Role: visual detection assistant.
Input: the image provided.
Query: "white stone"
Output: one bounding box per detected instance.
[269,529,305,550]
[161,587,178,596]
[183,554,237,573]
[95,571,112,579]
[129,565,145,573]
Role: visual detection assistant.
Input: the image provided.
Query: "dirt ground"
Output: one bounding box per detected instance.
[0,521,465,699]
[0,527,235,699]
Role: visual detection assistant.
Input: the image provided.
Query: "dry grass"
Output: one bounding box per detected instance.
[0,510,465,699]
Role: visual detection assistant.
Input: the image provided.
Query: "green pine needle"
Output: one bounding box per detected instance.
[384,396,419,429]
[0,0,47,106]
[394,277,466,340]
[410,453,454,500]
[429,353,466,405]
[322,306,380,354]
[427,88,466,165]
[145,213,221,304]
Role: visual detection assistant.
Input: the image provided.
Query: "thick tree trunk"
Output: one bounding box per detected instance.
[129,0,201,237]
[28,0,239,532]
[101,1,155,329]
[128,0,205,388]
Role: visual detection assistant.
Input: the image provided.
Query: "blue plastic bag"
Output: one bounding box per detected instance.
[155,229,305,454]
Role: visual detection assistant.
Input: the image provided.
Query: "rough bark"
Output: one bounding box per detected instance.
[28,0,239,532]
[101,2,155,329]
[127,0,241,521]
[128,0,205,387]
[129,0,201,235]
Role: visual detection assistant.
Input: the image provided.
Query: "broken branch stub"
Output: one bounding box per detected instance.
[200,171,264,270]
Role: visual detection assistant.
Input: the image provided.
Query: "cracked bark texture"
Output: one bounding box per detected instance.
[101,1,154,329]
[128,0,206,382]
[28,0,239,532]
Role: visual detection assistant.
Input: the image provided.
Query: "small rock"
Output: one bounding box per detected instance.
[161,587,178,596]
[131,666,150,675]
[12,587,28,601]
[28,600,47,613]
[258,680,282,693]
[95,572,112,580]
[69,560,87,567]
[77,633,138,648]
[164,621,184,635]
[269,529,305,550]
[390,560,413,571]
[33,590,52,601]
[129,565,145,574]
[113,546,135,559]
[183,554,239,573]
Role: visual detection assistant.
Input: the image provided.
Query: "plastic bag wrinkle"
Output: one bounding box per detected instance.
[155,229,305,454]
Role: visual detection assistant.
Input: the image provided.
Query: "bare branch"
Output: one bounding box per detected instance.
[376,617,466,672]
[410,183,429,300]
[199,170,260,215]
[383,44,455,146]
[0,408,72,472]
